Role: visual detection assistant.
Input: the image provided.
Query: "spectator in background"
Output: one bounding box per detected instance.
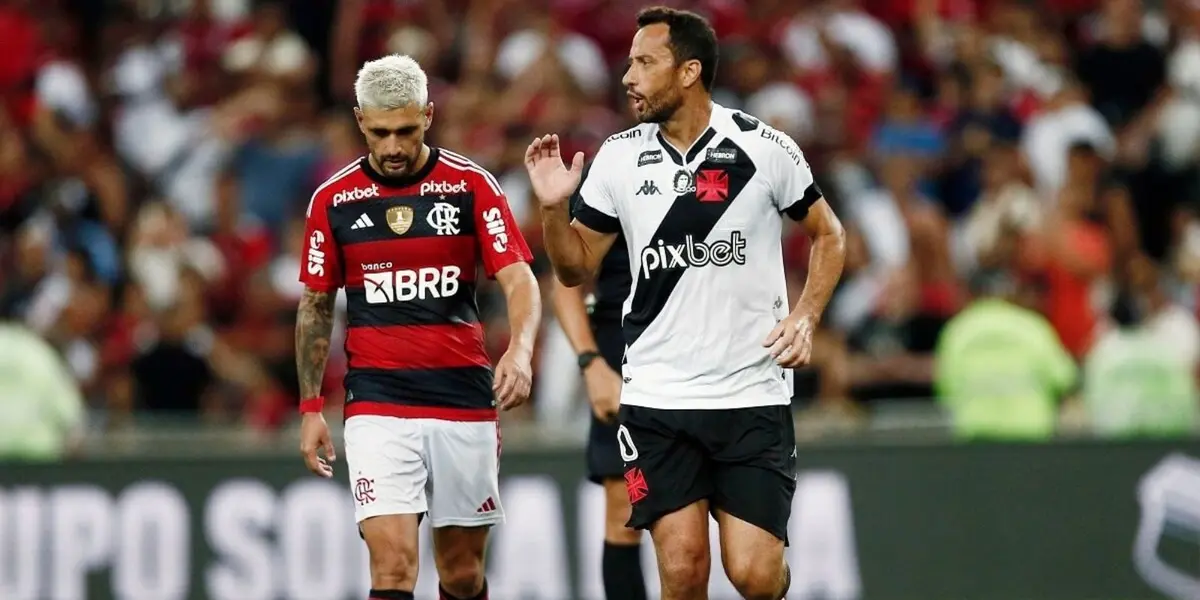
[935,271,1077,440]
[1022,77,1114,197]
[1083,284,1198,438]
[0,319,86,461]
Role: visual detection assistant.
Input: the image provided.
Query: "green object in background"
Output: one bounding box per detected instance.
[935,299,1077,440]
[1,439,1198,600]
[1084,328,1198,437]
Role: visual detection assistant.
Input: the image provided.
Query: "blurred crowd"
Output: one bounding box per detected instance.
[4,0,1200,453]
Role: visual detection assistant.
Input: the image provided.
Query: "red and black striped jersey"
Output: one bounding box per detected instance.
[299,148,532,422]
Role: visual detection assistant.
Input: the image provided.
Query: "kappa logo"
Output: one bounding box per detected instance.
[332,184,379,206]
[427,202,461,235]
[637,150,663,167]
[420,179,468,196]
[636,180,661,196]
[706,147,738,164]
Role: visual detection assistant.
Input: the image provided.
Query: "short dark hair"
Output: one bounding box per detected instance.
[636,6,719,91]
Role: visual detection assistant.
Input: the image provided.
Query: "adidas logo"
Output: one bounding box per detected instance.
[350,214,375,230]
[475,497,497,514]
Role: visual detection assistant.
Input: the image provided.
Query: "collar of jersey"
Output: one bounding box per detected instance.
[655,127,717,167]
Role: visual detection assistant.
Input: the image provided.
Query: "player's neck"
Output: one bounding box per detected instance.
[659,96,713,154]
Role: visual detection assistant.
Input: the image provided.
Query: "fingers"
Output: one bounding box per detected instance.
[323,436,337,464]
[301,444,333,478]
[495,365,517,408]
[601,403,618,424]
[570,151,585,174]
[524,139,539,169]
[763,321,785,347]
[777,321,814,368]
[498,366,532,411]
[492,363,508,391]
[767,324,796,358]
[526,135,566,166]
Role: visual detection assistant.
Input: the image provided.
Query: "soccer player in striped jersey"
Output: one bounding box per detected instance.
[295,54,540,600]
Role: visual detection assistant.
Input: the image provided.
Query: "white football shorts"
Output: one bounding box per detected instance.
[344,415,503,527]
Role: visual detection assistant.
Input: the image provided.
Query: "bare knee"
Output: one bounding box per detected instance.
[716,510,787,600]
[724,554,785,600]
[434,527,488,598]
[603,479,641,545]
[360,518,419,590]
[650,505,711,599]
[657,540,709,597]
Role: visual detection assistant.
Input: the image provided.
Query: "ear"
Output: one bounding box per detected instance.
[679,59,702,89]
[353,107,366,132]
[424,102,435,129]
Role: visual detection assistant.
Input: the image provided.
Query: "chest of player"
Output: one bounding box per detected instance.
[620,143,774,241]
[328,193,493,276]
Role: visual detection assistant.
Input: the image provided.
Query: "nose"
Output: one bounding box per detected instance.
[621,67,635,90]
[378,135,403,156]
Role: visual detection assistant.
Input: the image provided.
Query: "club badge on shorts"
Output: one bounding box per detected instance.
[386,205,414,235]
[672,169,695,194]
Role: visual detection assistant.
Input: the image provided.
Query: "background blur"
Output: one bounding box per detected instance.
[4,0,1200,598]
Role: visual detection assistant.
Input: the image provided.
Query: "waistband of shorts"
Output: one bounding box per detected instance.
[343,401,498,422]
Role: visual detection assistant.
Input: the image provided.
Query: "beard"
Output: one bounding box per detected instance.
[636,91,684,124]
[372,151,413,177]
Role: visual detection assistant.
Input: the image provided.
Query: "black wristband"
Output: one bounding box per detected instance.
[577,351,602,370]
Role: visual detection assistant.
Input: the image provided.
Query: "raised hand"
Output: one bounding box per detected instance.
[524,134,585,208]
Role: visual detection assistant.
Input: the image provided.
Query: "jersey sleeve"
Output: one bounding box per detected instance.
[298,191,344,292]
[572,145,621,234]
[474,171,533,278]
[763,127,823,221]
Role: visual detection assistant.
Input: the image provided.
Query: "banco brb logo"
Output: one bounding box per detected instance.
[365,266,461,303]
[640,230,747,279]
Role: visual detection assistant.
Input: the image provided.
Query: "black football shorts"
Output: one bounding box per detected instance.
[617,403,798,543]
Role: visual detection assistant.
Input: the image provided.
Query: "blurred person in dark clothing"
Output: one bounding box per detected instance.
[129,269,217,415]
[1076,0,1166,130]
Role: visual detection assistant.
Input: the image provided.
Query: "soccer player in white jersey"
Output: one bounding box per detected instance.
[526,7,846,600]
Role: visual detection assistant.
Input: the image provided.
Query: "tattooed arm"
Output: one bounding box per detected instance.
[296,287,337,400]
[297,287,337,478]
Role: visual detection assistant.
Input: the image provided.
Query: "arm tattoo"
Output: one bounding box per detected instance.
[296,288,336,400]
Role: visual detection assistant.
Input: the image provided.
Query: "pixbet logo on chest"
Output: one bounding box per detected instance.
[332,184,379,206]
[420,180,468,195]
[639,231,747,278]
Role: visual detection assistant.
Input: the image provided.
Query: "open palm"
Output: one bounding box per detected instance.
[524,134,585,208]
